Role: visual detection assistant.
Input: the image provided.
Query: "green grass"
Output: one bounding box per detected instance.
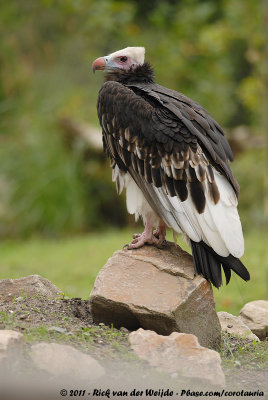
[0,229,135,299]
[0,228,266,316]
[23,324,129,353]
[220,332,268,370]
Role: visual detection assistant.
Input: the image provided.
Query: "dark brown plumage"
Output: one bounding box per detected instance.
[98,63,238,216]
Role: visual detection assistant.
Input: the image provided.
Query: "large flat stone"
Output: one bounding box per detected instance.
[90,243,221,349]
[239,300,268,340]
[0,330,24,369]
[0,275,61,301]
[30,342,104,381]
[129,328,225,387]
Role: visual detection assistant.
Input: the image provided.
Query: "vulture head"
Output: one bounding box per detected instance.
[92,47,145,72]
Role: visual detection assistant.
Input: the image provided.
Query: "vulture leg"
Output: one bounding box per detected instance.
[127,218,166,249]
[153,221,166,243]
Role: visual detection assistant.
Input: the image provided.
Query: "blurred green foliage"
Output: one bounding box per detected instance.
[0,0,265,236]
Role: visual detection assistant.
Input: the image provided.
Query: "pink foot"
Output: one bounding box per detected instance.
[128,231,159,249]
[127,221,166,249]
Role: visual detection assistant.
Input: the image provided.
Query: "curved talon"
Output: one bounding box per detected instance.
[123,243,129,249]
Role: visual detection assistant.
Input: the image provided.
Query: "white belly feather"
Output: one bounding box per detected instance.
[112,165,160,227]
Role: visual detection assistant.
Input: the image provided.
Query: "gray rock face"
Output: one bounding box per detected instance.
[30,342,104,381]
[0,275,61,301]
[217,311,259,341]
[239,300,268,340]
[90,243,221,349]
[129,328,225,387]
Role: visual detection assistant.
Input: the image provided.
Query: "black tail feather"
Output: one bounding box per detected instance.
[222,264,231,285]
[190,240,250,288]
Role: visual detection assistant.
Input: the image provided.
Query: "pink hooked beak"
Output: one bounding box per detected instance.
[92,57,106,73]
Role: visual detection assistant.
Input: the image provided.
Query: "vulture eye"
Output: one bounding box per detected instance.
[120,56,128,62]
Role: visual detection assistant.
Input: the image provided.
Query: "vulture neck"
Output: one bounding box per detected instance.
[104,62,155,84]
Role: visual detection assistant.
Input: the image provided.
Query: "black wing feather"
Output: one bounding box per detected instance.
[126,81,239,195]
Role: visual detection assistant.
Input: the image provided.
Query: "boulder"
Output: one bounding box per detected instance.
[0,275,61,301]
[90,242,221,349]
[217,311,259,341]
[0,330,24,368]
[129,328,225,387]
[30,342,104,381]
[239,300,268,340]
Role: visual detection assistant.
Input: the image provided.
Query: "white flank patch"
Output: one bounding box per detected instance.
[123,172,160,227]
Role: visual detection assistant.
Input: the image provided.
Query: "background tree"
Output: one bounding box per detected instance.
[0,0,265,236]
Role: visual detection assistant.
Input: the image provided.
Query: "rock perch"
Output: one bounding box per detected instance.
[89,242,221,349]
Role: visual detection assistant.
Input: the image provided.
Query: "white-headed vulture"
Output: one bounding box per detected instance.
[92,46,250,288]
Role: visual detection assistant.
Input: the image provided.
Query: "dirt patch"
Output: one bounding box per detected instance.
[1,296,92,327]
[0,294,130,360]
[0,295,93,333]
